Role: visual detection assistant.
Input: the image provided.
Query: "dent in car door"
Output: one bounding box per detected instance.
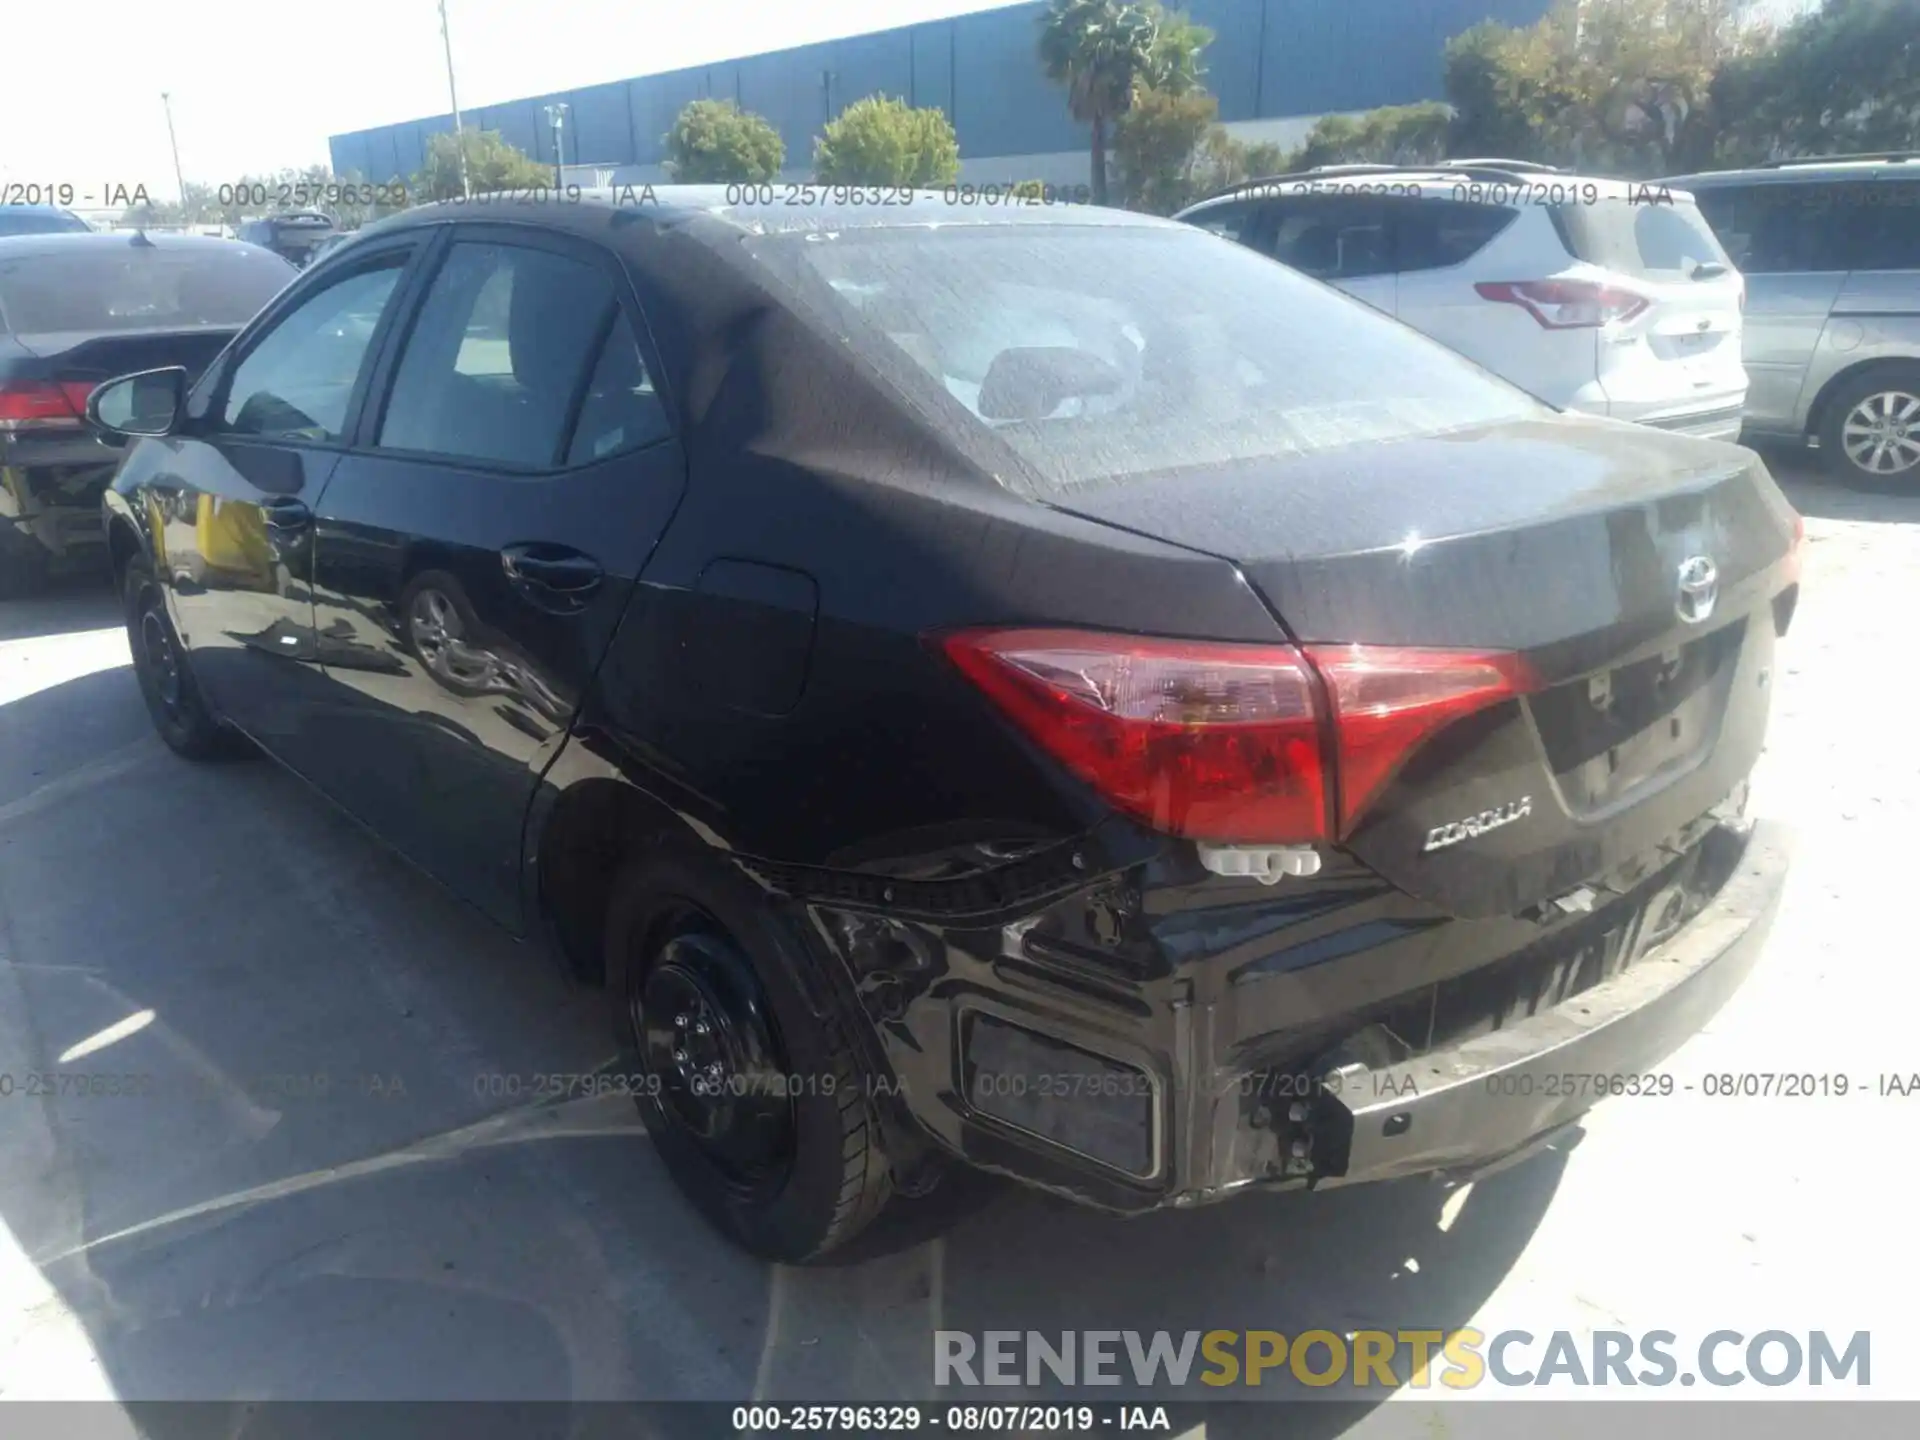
[305,229,686,929]
[158,248,419,765]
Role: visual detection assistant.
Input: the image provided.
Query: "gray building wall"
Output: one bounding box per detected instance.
[330,0,1553,185]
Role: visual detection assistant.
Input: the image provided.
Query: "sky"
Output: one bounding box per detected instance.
[0,0,1015,205]
[3,0,1820,208]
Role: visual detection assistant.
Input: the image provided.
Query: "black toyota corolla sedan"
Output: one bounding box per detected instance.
[94,189,1799,1261]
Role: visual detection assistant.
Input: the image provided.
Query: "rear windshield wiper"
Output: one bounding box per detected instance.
[1690,261,1730,280]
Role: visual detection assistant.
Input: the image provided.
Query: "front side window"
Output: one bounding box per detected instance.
[220,258,406,441]
[377,241,619,468]
[760,224,1543,493]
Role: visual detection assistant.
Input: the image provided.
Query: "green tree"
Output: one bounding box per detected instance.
[1714,0,1920,162]
[814,95,960,186]
[1111,84,1219,213]
[1038,0,1160,204]
[1290,102,1454,170]
[664,99,785,183]
[413,130,552,202]
[1443,0,1772,177]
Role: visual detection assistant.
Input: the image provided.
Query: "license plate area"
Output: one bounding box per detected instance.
[1530,621,1745,813]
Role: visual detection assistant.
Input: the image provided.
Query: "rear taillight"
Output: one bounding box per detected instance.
[938,628,1533,845]
[0,379,93,430]
[1475,279,1650,329]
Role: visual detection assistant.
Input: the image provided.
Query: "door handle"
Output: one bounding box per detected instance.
[260,496,312,532]
[500,543,603,607]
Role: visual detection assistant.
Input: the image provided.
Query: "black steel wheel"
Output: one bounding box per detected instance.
[123,555,249,761]
[634,922,798,1189]
[606,848,894,1261]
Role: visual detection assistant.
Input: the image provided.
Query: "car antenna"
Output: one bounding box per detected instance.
[130,228,157,247]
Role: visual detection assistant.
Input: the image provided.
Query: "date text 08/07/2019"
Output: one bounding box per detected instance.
[730,1404,1175,1433]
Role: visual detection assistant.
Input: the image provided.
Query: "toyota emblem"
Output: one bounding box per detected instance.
[1676,555,1718,624]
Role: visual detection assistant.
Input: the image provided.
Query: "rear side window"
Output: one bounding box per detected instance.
[1840,182,1920,271]
[1395,199,1519,273]
[760,225,1542,493]
[0,242,295,334]
[565,311,672,463]
[1550,198,1730,279]
[378,241,621,468]
[1262,196,1396,280]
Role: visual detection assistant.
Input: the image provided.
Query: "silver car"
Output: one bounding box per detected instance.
[1663,155,1920,483]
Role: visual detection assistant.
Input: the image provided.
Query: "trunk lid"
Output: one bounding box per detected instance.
[1049,416,1799,918]
[9,327,239,385]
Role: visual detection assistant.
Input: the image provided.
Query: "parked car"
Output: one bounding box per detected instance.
[96,190,1798,1261]
[0,204,92,237]
[0,231,296,595]
[1661,154,1920,483]
[236,210,340,269]
[1176,162,1750,441]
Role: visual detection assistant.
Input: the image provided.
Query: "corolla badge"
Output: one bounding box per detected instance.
[1423,796,1533,853]
[1676,554,1718,625]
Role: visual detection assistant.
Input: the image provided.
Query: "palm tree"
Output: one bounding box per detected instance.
[1038,0,1160,204]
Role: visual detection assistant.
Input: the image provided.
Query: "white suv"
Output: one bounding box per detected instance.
[1176,163,1749,440]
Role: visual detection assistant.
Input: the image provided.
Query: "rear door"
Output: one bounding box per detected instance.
[303,225,686,928]
[1689,181,1848,433]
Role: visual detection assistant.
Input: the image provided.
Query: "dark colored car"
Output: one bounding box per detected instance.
[0,204,92,237]
[236,210,339,269]
[0,231,296,594]
[96,190,1799,1262]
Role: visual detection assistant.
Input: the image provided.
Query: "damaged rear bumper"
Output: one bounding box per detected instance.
[819,819,1787,1213]
[1315,819,1786,1188]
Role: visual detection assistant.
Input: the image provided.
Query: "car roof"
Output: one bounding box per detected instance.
[1660,156,1920,189]
[1176,167,1693,218]
[355,184,1180,247]
[0,229,274,260]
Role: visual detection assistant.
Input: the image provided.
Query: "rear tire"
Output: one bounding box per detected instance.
[1819,366,1920,486]
[123,556,251,761]
[605,848,893,1262]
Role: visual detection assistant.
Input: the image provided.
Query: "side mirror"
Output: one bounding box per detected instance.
[86,366,188,439]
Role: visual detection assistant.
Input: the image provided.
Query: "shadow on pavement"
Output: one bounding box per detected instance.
[0,572,122,644]
[0,596,1565,1428]
[1753,441,1920,525]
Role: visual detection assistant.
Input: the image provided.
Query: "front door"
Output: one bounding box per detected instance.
[302,226,687,928]
[157,241,424,768]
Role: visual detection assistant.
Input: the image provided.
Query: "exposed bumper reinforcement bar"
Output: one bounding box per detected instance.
[1317,820,1788,1185]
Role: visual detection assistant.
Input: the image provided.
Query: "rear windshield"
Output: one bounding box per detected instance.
[0,243,296,334]
[1549,197,1732,280]
[0,208,90,237]
[757,225,1543,492]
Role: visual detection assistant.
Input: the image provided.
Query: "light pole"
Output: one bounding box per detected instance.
[160,92,188,216]
[543,103,570,188]
[438,0,471,198]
